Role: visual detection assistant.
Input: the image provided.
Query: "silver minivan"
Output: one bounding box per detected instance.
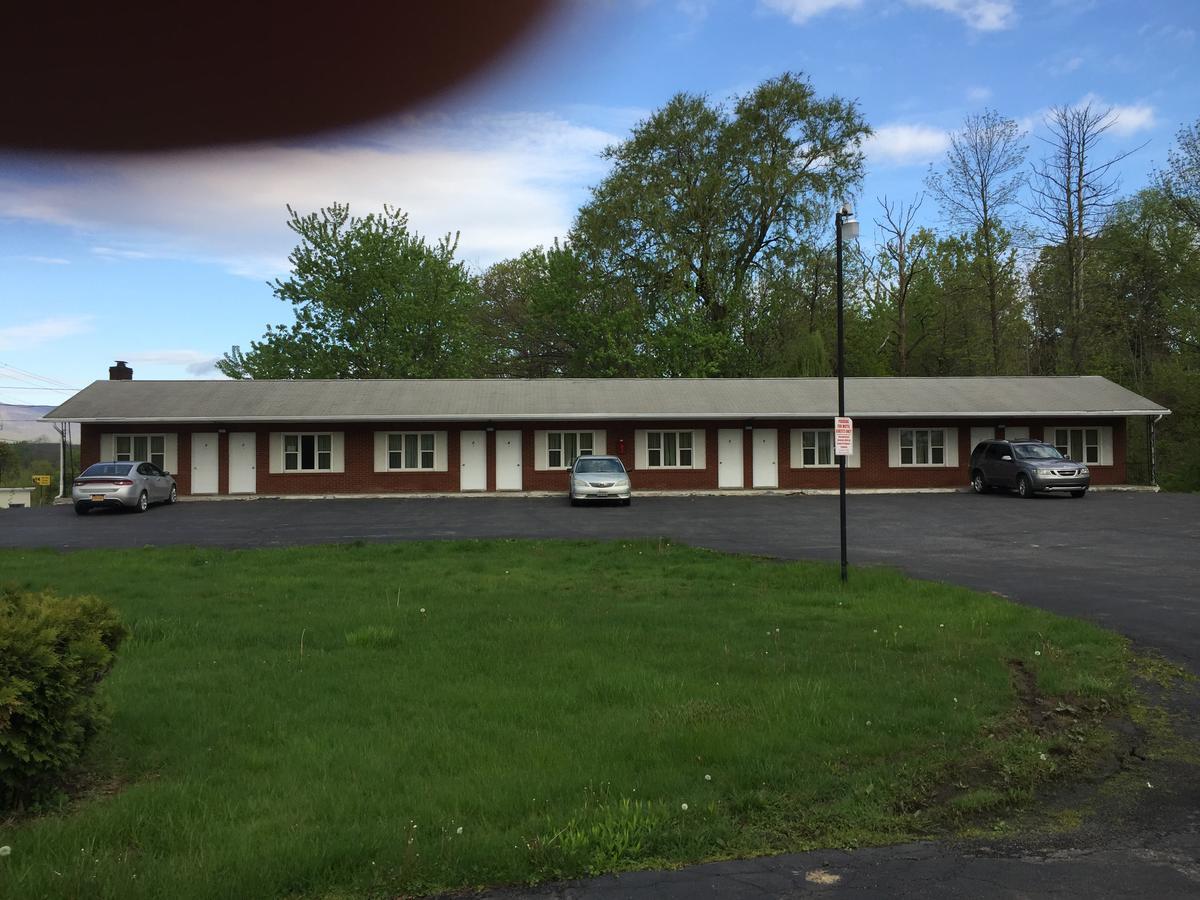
[73,461,178,514]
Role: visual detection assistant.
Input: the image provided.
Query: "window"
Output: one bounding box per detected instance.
[283,433,332,471]
[1052,428,1099,464]
[899,429,945,466]
[799,429,834,467]
[114,434,165,469]
[647,431,693,467]
[547,431,593,468]
[387,433,435,470]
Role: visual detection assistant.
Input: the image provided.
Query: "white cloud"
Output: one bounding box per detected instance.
[14,255,71,265]
[125,350,221,376]
[762,0,1014,30]
[1108,103,1157,136]
[0,315,94,350]
[0,111,619,277]
[865,124,951,166]
[759,0,862,26]
[907,0,1015,31]
[1072,94,1157,137]
[966,86,992,102]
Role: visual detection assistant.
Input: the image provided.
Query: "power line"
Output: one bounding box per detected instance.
[0,385,79,390]
[0,361,77,389]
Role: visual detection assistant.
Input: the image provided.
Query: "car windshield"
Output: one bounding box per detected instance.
[1013,444,1063,460]
[575,458,625,474]
[81,463,134,477]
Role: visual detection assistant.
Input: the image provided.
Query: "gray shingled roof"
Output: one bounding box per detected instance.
[42,377,1169,423]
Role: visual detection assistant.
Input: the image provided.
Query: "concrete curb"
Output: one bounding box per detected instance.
[157,484,1160,502]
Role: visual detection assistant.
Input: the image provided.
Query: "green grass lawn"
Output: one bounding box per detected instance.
[0,539,1130,899]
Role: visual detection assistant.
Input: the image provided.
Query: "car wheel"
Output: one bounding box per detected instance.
[622,498,632,507]
[167,484,178,504]
[1016,475,1034,499]
[74,502,89,516]
[1070,489,1087,498]
[135,491,149,512]
[971,470,989,494]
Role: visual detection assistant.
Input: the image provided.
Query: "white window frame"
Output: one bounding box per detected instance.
[282,433,334,472]
[546,431,594,469]
[113,434,166,470]
[1050,426,1101,465]
[646,431,694,468]
[899,428,946,467]
[797,429,835,468]
[385,432,436,471]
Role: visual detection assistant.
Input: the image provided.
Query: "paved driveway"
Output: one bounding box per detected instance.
[4,492,1199,898]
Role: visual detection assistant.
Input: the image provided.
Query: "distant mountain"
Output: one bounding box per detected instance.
[0,404,59,442]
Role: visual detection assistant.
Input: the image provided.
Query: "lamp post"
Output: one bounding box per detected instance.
[835,204,859,583]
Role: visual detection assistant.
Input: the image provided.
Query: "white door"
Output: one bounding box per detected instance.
[460,430,487,491]
[969,427,994,457]
[495,430,522,491]
[1004,425,1030,441]
[752,428,778,488]
[228,432,256,494]
[191,432,218,495]
[718,428,744,489]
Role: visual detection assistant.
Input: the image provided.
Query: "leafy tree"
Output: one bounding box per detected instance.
[571,72,870,376]
[1158,118,1200,229]
[218,205,484,379]
[477,242,650,377]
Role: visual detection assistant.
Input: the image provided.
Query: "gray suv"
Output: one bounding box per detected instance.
[969,439,1090,499]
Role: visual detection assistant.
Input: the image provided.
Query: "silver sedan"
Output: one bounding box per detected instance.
[73,461,178,514]
[569,455,632,506]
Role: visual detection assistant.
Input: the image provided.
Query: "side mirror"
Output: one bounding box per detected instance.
[162,471,170,477]
[1001,455,1012,461]
[1063,454,1071,460]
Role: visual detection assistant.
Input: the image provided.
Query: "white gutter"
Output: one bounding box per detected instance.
[43,409,1172,423]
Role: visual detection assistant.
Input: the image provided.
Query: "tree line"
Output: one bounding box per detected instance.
[216,73,1200,489]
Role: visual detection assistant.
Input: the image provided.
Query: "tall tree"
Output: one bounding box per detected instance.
[1158,118,1200,229]
[925,109,1026,369]
[218,204,484,379]
[571,72,871,376]
[1027,103,1140,373]
[477,242,649,377]
[866,196,933,376]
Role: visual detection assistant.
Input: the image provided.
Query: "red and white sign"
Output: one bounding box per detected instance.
[834,416,854,456]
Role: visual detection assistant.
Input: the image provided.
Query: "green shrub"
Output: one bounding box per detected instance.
[0,586,127,808]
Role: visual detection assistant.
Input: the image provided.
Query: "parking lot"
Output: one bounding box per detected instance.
[4,491,1199,673]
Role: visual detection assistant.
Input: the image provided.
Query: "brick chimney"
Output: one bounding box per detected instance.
[109,360,133,380]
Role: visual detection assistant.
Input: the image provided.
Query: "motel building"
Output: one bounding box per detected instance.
[43,362,1170,497]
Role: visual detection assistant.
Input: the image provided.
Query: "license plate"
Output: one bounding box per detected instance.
[90,494,106,501]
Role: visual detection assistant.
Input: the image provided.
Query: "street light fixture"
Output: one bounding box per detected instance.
[835,204,858,583]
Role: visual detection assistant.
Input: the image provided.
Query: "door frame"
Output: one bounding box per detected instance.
[752,428,778,489]
[717,428,744,489]
[228,431,257,494]
[495,429,522,491]
[191,432,219,495]
[460,430,487,491]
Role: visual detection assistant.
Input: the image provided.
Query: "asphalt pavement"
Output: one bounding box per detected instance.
[2,492,1198,897]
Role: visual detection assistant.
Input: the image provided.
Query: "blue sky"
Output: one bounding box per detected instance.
[1,0,1197,407]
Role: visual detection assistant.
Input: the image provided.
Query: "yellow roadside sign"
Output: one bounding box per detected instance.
[32,475,52,486]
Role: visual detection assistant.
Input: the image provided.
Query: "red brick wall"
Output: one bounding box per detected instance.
[78,416,1130,495]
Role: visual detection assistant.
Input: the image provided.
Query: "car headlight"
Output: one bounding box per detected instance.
[573,478,588,488]
[1079,466,1089,476]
